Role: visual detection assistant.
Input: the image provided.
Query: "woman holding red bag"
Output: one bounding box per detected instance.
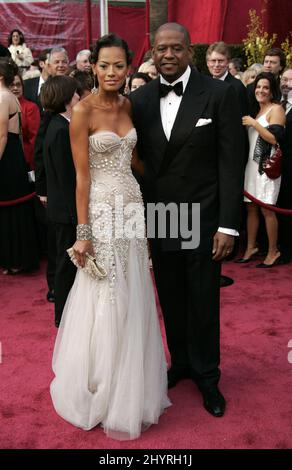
[239,72,285,267]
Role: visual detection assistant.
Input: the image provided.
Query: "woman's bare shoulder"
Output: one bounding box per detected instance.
[120,94,132,113]
[268,104,286,124]
[73,96,92,114]
[269,104,285,117]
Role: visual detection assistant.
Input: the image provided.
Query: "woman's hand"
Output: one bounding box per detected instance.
[242,115,256,127]
[72,239,93,267]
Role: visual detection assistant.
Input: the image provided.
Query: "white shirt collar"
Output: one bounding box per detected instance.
[38,75,45,95]
[216,70,229,81]
[287,90,292,105]
[160,65,191,93]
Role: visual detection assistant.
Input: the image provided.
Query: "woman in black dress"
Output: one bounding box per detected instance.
[0,58,39,274]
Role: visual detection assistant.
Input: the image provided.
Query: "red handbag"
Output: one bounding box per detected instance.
[262,144,282,179]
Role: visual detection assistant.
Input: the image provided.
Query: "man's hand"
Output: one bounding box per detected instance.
[212,232,234,261]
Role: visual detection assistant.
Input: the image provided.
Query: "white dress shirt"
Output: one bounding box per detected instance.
[159,66,238,237]
[160,65,191,140]
[282,90,292,115]
[37,75,45,96]
[216,70,229,81]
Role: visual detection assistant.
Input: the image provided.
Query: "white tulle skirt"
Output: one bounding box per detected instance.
[50,241,171,440]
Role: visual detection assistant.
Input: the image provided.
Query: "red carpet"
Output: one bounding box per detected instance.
[1,259,292,449]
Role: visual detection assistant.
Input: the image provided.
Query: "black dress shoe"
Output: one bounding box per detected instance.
[47,289,55,302]
[167,367,190,389]
[202,386,226,417]
[219,275,234,288]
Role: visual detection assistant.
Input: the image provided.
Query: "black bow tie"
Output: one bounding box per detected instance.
[159,81,183,97]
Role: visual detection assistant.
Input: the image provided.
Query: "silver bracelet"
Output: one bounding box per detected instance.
[76,224,92,241]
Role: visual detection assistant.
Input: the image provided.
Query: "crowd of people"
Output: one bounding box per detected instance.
[0,24,292,440]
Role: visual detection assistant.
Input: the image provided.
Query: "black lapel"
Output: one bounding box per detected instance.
[158,70,209,175]
[33,78,40,102]
[224,72,233,83]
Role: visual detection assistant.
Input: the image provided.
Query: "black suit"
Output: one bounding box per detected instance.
[23,76,42,111]
[130,69,244,389]
[24,77,57,290]
[278,106,292,261]
[43,114,77,325]
[224,72,249,253]
[33,110,58,295]
[224,72,248,116]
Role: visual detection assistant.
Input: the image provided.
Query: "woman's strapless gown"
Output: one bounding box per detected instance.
[50,129,170,440]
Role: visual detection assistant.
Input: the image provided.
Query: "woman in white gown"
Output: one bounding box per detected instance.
[238,72,285,267]
[50,34,170,440]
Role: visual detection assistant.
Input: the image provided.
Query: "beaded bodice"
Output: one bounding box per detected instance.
[87,128,148,294]
[89,128,136,176]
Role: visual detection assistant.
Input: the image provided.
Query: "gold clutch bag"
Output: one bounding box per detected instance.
[67,247,107,280]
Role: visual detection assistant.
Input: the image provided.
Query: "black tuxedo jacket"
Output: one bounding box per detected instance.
[34,111,52,196]
[278,107,292,207]
[130,69,245,252]
[23,77,42,111]
[43,114,77,225]
[224,72,248,116]
[282,107,292,159]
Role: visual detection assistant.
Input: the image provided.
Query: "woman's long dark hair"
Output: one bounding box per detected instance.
[8,29,25,46]
[251,72,281,117]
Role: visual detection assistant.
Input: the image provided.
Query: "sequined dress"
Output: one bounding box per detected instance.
[50,129,170,440]
[244,110,281,204]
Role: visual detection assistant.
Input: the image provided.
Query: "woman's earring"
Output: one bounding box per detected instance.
[91,75,98,94]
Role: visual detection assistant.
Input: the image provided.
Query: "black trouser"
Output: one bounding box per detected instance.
[54,223,77,325]
[34,199,57,291]
[151,240,221,391]
[46,220,57,292]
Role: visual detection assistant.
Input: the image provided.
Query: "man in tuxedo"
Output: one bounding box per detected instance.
[278,68,292,264]
[41,76,78,327]
[206,42,248,271]
[23,49,51,111]
[206,41,248,116]
[32,47,70,304]
[130,23,244,417]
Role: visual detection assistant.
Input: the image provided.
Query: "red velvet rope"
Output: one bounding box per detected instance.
[1,190,291,215]
[244,191,292,215]
[0,192,36,207]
